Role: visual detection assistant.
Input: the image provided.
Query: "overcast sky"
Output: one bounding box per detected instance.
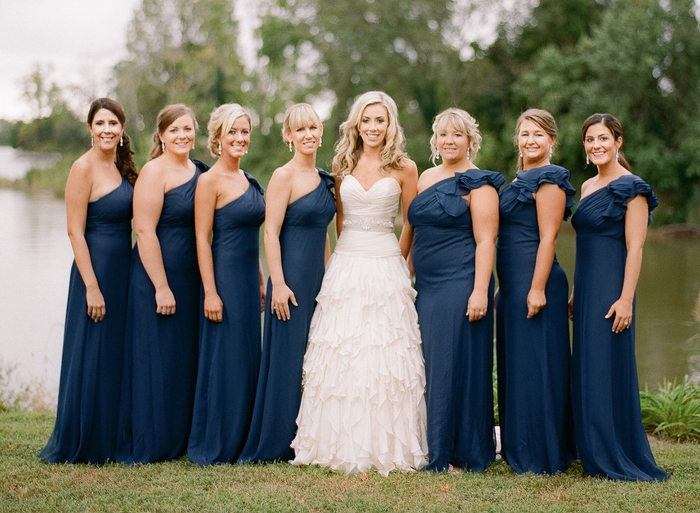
[0,0,141,120]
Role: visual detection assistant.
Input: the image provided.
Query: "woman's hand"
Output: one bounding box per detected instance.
[86,286,106,322]
[204,292,223,322]
[271,284,297,321]
[526,288,546,318]
[467,290,488,323]
[155,286,176,315]
[606,297,633,333]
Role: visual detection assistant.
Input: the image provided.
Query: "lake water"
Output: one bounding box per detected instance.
[1,149,699,407]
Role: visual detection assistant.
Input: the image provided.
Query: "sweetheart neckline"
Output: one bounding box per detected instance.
[347,174,399,192]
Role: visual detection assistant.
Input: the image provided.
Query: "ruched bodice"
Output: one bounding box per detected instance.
[336,175,401,257]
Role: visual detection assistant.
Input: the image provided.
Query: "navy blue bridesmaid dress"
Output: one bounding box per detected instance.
[409,170,504,472]
[571,175,668,481]
[117,160,207,464]
[40,177,133,464]
[496,164,576,474]
[188,173,265,465]
[238,169,335,463]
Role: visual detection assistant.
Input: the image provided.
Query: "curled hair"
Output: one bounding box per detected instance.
[581,113,631,171]
[514,108,558,171]
[332,91,408,178]
[87,97,138,185]
[282,103,322,144]
[207,103,251,158]
[429,108,482,165]
[149,104,198,159]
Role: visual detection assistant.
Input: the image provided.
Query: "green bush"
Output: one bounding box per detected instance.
[640,377,700,442]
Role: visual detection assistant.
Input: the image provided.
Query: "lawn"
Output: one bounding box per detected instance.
[1,411,699,512]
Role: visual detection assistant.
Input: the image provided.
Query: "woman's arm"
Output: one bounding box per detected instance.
[65,160,104,322]
[333,172,344,238]
[467,185,500,322]
[264,168,297,321]
[133,164,175,315]
[528,183,567,318]
[606,194,648,333]
[397,161,418,259]
[194,174,222,322]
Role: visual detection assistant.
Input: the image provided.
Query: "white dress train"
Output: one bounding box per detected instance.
[291,175,428,476]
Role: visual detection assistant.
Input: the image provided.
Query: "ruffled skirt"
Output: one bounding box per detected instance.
[291,249,428,476]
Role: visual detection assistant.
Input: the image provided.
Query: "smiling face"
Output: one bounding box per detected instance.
[219,115,251,159]
[161,114,196,156]
[88,108,122,151]
[584,122,622,167]
[436,123,470,164]
[358,103,388,149]
[518,119,555,168]
[288,121,323,155]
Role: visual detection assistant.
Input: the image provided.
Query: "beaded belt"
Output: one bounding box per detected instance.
[343,216,395,232]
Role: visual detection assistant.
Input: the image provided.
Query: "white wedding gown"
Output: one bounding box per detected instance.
[291,175,428,476]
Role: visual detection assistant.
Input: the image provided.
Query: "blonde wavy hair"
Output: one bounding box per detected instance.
[282,103,322,144]
[514,108,558,171]
[332,91,408,178]
[207,103,251,158]
[429,108,482,165]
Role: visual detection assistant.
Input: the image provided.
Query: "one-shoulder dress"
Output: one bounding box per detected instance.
[496,164,576,474]
[291,174,428,476]
[40,177,133,464]
[409,170,504,472]
[238,169,335,463]
[571,175,668,481]
[117,160,207,464]
[188,172,265,465]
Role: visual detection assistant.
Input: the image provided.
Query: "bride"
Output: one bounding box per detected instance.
[291,91,428,475]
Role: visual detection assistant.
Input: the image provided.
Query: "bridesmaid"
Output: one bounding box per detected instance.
[117,104,208,464]
[238,103,335,463]
[570,113,668,481]
[409,108,502,472]
[187,104,265,465]
[40,98,137,464]
[496,108,576,474]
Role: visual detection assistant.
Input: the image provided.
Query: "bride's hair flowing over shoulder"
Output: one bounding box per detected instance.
[333,91,408,178]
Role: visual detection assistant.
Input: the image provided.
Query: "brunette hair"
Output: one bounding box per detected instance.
[514,109,558,171]
[333,91,408,178]
[429,108,482,165]
[87,98,138,185]
[149,104,198,159]
[207,103,251,158]
[581,113,631,171]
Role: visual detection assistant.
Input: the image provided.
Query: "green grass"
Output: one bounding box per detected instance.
[640,378,700,442]
[2,411,700,512]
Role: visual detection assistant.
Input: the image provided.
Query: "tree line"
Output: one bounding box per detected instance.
[2,0,699,224]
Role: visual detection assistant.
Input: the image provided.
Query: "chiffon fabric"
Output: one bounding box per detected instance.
[238,170,336,463]
[291,175,428,476]
[117,160,207,464]
[409,170,504,472]
[187,173,265,465]
[40,177,133,464]
[571,175,668,481]
[496,164,576,474]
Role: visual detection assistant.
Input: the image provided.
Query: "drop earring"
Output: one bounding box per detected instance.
[91,135,94,147]
[519,151,523,158]
[615,149,619,162]
[548,146,553,159]
[288,141,293,152]
[161,141,165,153]
[586,154,589,166]
[218,142,222,156]
[319,137,322,148]
[192,139,195,150]
[435,151,440,160]
[120,134,124,147]
[467,149,471,161]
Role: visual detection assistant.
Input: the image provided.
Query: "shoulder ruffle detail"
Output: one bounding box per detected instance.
[433,170,504,217]
[604,175,658,223]
[506,165,575,220]
[191,159,211,173]
[318,168,336,190]
[243,171,265,196]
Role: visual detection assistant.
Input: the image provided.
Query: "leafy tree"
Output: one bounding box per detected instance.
[21,63,62,119]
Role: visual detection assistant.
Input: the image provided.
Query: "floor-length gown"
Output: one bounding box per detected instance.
[409,170,504,472]
[496,164,576,474]
[117,160,207,464]
[188,173,265,465]
[571,175,668,481]
[238,170,335,463]
[40,177,133,464]
[291,174,428,476]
